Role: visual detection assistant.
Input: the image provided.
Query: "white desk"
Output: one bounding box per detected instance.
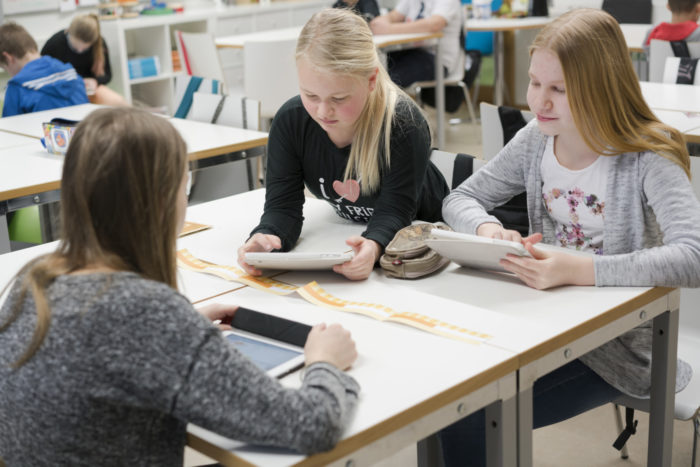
[465,16,552,107]
[641,81,700,114]
[620,23,650,54]
[215,28,447,149]
[0,106,269,254]
[652,109,700,144]
[180,192,679,466]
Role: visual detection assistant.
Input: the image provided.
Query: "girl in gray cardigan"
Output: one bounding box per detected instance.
[0,108,360,466]
[440,9,700,466]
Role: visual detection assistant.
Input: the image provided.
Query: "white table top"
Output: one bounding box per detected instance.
[0,104,107,139]
[641,81,700,114]
[465,16,552,32]
[188,283,518,466]
[0,132,40,150]
[216,27,441,49]
[0,143,65,201]
[620,23,651,53]
[0,112,268,202]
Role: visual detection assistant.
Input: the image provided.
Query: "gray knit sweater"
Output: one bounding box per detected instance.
[443,120,700,397]
[0,272,360,466]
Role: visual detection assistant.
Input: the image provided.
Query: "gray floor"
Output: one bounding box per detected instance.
[183,102,697,466]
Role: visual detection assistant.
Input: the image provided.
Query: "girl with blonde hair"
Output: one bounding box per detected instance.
[0,107,359,465]
[42,14,127,105]
[439,9,700,465]
[238,8,449,280]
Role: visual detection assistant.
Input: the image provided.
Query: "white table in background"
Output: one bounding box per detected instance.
[0,106,269,254]
[641,81,700,114]
[465,16,551,107]
[620,23,651,53]
[216,28,447,149]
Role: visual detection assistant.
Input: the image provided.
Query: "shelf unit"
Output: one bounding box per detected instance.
[101,0,331,114]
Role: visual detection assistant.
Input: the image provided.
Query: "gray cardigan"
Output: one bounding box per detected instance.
[443,120,700,397]
[0,272,360,466]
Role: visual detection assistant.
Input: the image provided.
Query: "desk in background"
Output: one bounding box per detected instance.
[0,105,269,254]
[216,28,447,149]
[465,16,551,107]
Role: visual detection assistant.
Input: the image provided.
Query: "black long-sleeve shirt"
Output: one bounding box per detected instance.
[41,30,112,85]
[251,95,449,251]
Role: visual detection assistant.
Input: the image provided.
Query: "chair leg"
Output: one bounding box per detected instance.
[447,83,477,125]
[693,416,699,467]
[613,404,630,460]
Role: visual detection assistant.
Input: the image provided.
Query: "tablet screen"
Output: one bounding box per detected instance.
[224,331,304,377]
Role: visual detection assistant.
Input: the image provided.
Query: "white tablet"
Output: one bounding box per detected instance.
[223,329,305,378]
[425,229,531,272]
[245,251,354,270]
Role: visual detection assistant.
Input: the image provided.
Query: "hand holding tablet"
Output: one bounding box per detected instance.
[425,229,532,272]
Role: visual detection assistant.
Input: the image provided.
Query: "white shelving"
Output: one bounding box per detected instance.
[101,0,331,114]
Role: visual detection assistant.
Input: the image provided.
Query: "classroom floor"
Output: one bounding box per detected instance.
[182,102,697,466]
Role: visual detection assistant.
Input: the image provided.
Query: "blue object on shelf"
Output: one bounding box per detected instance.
[128,56,161,79]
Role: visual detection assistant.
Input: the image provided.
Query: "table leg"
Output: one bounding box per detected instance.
[516,376,534,467]
[417,434,444,467]
[485,395,518,467]
[435,39,445,149]
[0,213,10,254]
[493,31,505,107]
[647,308,678,466]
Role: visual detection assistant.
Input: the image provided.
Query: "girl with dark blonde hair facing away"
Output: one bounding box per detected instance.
[439,9,700,465]
[42,14,127,105]
[0,108,359,465]
[238,8,449,281]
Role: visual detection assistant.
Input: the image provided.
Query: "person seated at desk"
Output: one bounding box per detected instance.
[237,9,449,281]
[0,107,360,465]
[369,0,462,87]
[41,14,127,106]
[0,22,88,117]
[333,0,381,22]
[439,9,700,465]
[643,0,700,52]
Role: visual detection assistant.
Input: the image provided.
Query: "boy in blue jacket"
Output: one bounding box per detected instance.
[0,22,88,117]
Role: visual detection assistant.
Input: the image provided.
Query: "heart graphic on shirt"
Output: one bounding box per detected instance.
[332,179,360,202]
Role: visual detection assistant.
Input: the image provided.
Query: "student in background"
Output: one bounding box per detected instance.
[643,0,700,49]
[0,22,88,117]
[369,0,462,87]
[333,0,381,22]
[0,107,359,465]
[41,14,127,106]
[440,9,700,465]
[237,9,449,281]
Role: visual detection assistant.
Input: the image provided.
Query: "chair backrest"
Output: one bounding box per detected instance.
[649,39,700,83]
[430,150,486,189]
[480,102,534,160]
[172,75,224,119]
[662,56,700,85]
[243,37,299,119]
[176,31,226,85]
[189,92,262,131]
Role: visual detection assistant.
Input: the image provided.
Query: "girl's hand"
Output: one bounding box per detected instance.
[237,233,282,276]
[196,303,238,330]
[477,222,543,246]
[304,323,358,370]
[500,241,595,290]
[333,236,381,281]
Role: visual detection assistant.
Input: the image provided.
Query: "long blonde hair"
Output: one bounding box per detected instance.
[68,13,105,78]
[531,8,690,177]
[296,8,413,193]
[0,108,187,368]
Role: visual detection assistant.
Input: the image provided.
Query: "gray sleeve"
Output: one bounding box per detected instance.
[172,327,360,454]
[594,154,700,287]
[442,124,533,234]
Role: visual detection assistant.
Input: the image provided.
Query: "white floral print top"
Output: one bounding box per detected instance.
[540,136,612,255]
